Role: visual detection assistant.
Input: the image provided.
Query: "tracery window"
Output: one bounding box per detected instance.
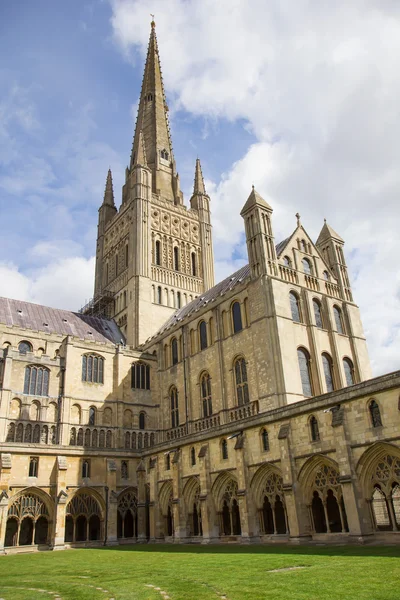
[369,399,383,428]
[24,366,49,396]
[297,348,313,396]
[199,321,208,350]
[170,386,179,428]
[311,464,347,533]
[200,371,212,417]
[313,299,323,328]
[310,416,320,442]
[290,292,301,323]
[82,354,104,384]
[232,302,243,334]
[19,341,32,354]
[5,492,49,547]
[333,305,344,334]
[343,358,355,386]
[370,455,400,530]
[322,353,334,393]
[171,338,179,365]
[220,479,241,535]
[64,493,102,543]
[117,491,138,539]
[234,357,249,406]
[131,362,150,390]
[259,472,287,534]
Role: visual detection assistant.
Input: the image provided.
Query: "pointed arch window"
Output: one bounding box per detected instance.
[160,149,169,160]
[177,292,181,309]
[191,252,197,276]
[88,407,96,426]
[333,305,344,334]
[232,302,243,334]
[155,240,161,266]
[29,457,39,477]
[82,355,104,384]
[173,246,179,271]
[191,447,196,466]
[121,460,128,480]
[165,453,171,471]
[131,362,150,390]
[200,372,212,417]
[115,253,119,276]
[139,412,146,430]
[313,299,323,329]
[170,387,179,428]
[322,353,334,393]
[24,366,50,396]
[297,348,313,396]
[310,416,320,442]
[221,439,228,460]
[125,244,129,268]
[157,286,162,304]
[261,428,269,452]
[199,321,208,350]
[343,358,355,386]
[369,399,382,428]
[290,292,301,323]
[171,338,179,366]
[234,357,249,406]
[82,460,90,479]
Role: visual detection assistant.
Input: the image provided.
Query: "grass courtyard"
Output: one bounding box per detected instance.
[0,544,399,600]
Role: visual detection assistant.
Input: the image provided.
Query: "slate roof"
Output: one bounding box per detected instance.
[146,263,252,342]
[0,297,124,345]
[275,236,291,258]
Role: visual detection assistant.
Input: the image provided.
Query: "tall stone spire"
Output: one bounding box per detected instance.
[103,168,115,207]
[130,20,179,202]
[193,158,206,195]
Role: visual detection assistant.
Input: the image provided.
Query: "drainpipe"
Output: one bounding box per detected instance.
[104,486,109,546]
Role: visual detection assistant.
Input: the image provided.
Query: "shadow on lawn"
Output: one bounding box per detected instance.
[96,543,400,558]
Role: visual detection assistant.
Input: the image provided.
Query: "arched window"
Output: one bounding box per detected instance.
[82,354,104,384]
[174,246,179,271]
[165,453,171,471]
[232,302,243,334]
[191,447,196,466]
[125,244,128,268]
[261,428,269,452]
[24,366,49,396]
[115,253,119,276]
[121,461,128,480]
[221,439,228,460]
[131,362,150,390]
[82,460,90,478]
[283,256,291,267]
[199,321,208,350]
[160,148,169,160]
[313,299,323,328]
[234,357,249,406]
[157,286,162,304]
[323,270,330,281]
[191,252,196,276]
[200,372,212,417]
[29,457,39,477]
[333,305,344,334]
[322,353,334,393]
[155,240,161,266]
[19,341,32,354]
[170,387,179,428]
[310,416,320,441]
[289,292,301,323]
[369,399,382,428]
[297,348,313,396]
[139,412,146,430]
[171,338,179,365]
[177,291,181,309]
[302,258,312,275]
[343,358,355,386]
[88,407,96,426]
[301,239,307,252]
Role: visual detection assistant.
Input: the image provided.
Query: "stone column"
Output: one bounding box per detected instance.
[53,455,68,550]
[148,457,161,542]
[234,434,259,542]
[136,460,147,542]
[198,444,219,543]
[171,450,187,541]
[0,490,10,553]
[106,459,118,545]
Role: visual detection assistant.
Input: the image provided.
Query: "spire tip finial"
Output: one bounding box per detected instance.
[150,14,155,28]
[296,212,301,227]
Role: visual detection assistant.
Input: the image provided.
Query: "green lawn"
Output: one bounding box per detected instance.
[0,544,399,600]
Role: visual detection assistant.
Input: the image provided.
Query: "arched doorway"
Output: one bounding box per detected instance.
[159,482,174,539]
[117,490,138,540]
[5,491,51,547]
[183,478,203,539]
[367,454,400,531]
[251,468,288,535]
[307,463,348,534]
[64,491,103,543]
[217,479,241,537]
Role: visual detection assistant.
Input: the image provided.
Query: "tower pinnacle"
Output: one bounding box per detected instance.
[193,158,206,195]
[103,168,115,207]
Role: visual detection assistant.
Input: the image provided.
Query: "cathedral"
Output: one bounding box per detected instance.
[0,21,399,552]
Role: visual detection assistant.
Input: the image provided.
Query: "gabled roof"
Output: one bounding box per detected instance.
[275,236,291,258]
[240,186,272,215]
[0,297,124,345]
[144,264,251,343]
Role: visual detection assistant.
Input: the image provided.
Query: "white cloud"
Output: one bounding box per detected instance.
[0,257,95,312]
[110,0,400,375]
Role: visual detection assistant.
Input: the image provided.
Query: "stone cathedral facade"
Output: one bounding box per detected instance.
[0,22,399,552]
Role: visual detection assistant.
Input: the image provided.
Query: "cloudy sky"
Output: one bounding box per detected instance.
[1,0,399,375]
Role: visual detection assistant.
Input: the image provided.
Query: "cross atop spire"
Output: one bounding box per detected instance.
[130,21,177,201]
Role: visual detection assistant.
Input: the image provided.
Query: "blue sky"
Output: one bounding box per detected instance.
[1,0,400,375]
